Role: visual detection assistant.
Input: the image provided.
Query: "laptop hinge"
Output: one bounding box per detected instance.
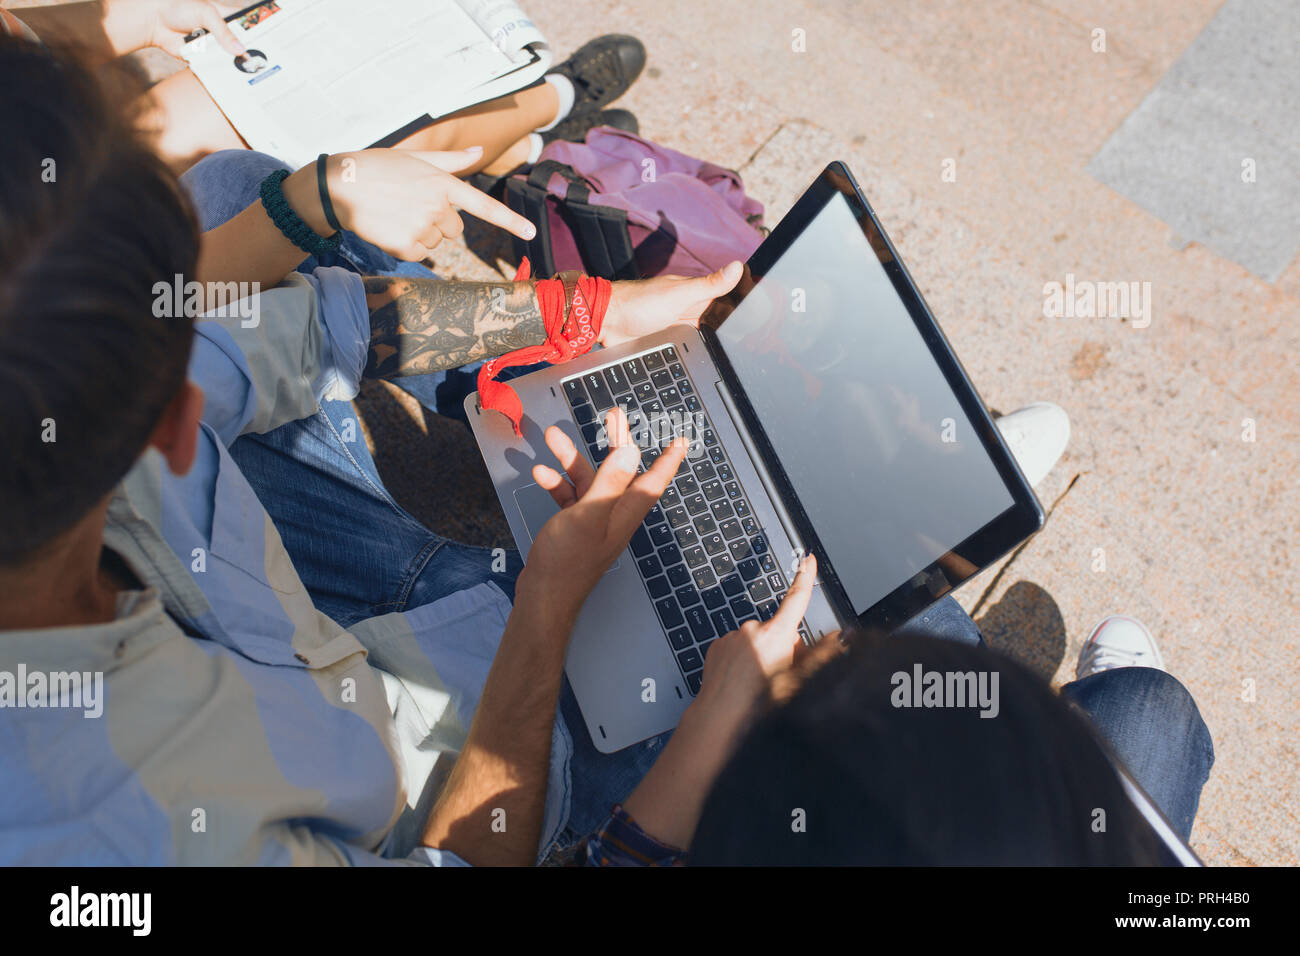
[712,379,807,578]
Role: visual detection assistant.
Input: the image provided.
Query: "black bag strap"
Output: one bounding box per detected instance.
[508,161,641,280]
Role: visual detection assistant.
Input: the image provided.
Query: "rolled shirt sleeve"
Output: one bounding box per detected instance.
[188,267,371,445]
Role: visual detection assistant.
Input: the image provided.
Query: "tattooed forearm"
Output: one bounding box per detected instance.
[362,277,545,378]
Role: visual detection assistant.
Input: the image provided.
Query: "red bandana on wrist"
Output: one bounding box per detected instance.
[476,258,612,435]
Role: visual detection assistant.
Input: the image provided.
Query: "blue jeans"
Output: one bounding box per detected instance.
[181,150,1212,852]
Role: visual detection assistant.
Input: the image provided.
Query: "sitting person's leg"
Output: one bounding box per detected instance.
[1060,616,1214,841]
[147,34,647,175]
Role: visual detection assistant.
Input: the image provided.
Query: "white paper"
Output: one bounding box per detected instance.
[183,0,550,169]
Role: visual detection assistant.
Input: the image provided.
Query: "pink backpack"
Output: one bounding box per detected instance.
[503,127,766,279]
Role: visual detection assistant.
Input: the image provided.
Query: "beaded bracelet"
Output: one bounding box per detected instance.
[258,168,342,256]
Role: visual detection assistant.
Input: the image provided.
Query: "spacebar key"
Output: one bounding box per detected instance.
[684,606,713,642]
[655,598,685,630]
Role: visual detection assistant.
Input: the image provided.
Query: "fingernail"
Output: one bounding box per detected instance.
[612,443,639,469]
[465,145,483,154]
[523,224,536,239]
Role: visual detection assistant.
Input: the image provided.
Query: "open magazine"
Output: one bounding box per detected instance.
[182,0,551,169]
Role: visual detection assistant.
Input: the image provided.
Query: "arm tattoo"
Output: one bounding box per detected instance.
[362,277,545,378]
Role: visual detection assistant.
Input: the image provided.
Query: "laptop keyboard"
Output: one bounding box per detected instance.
[562,345,811,695]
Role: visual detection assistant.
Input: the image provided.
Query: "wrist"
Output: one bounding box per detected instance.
[282,162,334,238]
[512,567,582,638]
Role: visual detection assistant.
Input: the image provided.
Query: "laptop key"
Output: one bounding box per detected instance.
[710,554,734,577]
[657,543,682,567]
[645,504,666,526]
[692,566,716,590]
[720,574,745,596]
[720,519,744,541]
[741,517,760,537]
[583,372,614,410]
[663,566,690,591]
[665,506,690,529]
[677,647,703,672]
[710,606,738,636]
[654,598,684,630]
[694,514,717,535]
[659,386,681,407]
[752,533,769,555]
[643,351,666,371]
[758,600,779,621]
[702,533,727,556]
[662,346,678,363]
[573,403,596,425]
[629,526,653,558]
[692,460,716,481]
[697,639,714,660]
[623,357,649,383]
[708,446,726,465]
[739,558,762,581]
[724,481,741,499]
[669,362,687,379]
[729,540,752,561]
[685,670,703,695]
[759,553,778,573]
[702,586,726,609]
[733,498,751,518]
[701,479,725,501]
[683,547,707,569]
[603,365,632,395]
[730,597,757,621]
[675,526,699,549]
[637,555,661,578]
[650,368,673,390]
[667,626,693,650]
[633,381,655,403]
[677,475,700,496]
[768,573,786,593]
[647,575,672,600]
[675,586,701,608]
[711,500,734,521]
[684,494,708,516]
[684,606,713,642]
[649,524,674,548]
[563,378,587,406]
[748,579,772,602]
[661,486,682,509]
[678,378,694,396]
[684,395,702,413]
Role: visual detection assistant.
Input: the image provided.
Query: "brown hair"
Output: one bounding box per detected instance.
[0,36,200,563]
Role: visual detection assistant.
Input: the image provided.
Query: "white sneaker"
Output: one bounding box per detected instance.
[995,402,1070,488]
[1076,615,1167,679]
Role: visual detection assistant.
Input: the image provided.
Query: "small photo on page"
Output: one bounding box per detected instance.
[236,2,282,31]
[233,49,281,84]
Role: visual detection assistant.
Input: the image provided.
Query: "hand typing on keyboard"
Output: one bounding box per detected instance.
[620,554,838,851]
[519,407,690,626]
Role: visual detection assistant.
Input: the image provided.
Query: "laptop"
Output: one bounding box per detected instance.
[466,162,1044,753]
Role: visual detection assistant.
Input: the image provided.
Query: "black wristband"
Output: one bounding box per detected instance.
[317,153,343,233]
[258,169,341,257]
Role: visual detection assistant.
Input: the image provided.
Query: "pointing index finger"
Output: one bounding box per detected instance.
[444,176,536,241]
[769,553,817,635]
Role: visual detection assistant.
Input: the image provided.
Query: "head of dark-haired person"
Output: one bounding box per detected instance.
[690,630,1166,865]
[0,36,201,567]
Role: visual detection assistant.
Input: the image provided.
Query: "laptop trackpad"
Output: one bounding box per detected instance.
[514,483,620,572]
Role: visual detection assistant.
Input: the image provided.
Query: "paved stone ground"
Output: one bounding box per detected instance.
[361,0,1298,866]
[23,0,1289,865]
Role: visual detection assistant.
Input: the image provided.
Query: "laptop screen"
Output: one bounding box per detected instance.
[712,192,1015,615]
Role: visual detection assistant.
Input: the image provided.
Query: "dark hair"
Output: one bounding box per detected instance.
[0,37,199,563]
[690,631,1165,865]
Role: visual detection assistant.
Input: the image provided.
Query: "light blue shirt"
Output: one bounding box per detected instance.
[0,268,572,865]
